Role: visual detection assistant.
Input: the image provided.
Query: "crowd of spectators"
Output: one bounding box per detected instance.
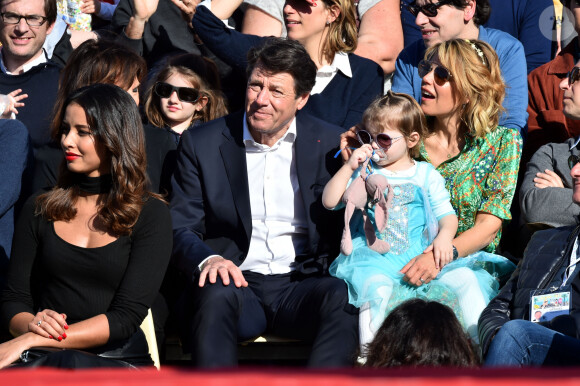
[0,0,578,371]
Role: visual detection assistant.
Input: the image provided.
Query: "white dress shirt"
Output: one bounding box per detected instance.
[238,114,309,274]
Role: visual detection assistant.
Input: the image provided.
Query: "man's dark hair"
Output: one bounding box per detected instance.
[0,0,57,25]
[449,0,490,26]
[44,0,57,25]
[246,37,317,97]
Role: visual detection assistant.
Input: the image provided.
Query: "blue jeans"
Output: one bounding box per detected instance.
[485,319,580,366]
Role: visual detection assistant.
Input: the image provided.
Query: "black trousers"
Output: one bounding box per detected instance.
[184,271,359,367]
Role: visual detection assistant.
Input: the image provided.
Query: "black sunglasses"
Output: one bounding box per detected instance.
[568,154,580,169]
[407,0,453,17]
[154,82,201,103]
[567,67,580,87]
[418,59,453,86]
[357,130,403,150]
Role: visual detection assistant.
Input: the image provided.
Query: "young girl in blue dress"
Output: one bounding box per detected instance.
[323,92,511,352]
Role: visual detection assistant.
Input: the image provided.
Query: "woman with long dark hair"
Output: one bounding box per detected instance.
[34,39,175,194]
[0,84,172,368]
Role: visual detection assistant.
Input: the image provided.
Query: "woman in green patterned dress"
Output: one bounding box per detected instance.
[339,39,520,342]
[402,39,521,288]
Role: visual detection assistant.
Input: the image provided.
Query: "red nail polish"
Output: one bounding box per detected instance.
[49,335,53,339]
[62,333,67,339]
[58,336,63,341]
[64,324,69,330]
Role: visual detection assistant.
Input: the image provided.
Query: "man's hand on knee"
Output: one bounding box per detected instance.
[199,256,248,288]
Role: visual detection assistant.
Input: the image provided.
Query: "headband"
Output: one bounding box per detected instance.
[465,39,487,66]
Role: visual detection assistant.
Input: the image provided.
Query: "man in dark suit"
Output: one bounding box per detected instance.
[169,38,358,367]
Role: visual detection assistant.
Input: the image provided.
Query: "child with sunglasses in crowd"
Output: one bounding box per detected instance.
[144,53,228,145]
[322,91,486,356]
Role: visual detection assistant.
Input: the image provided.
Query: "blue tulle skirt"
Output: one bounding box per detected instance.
[330,235,516,335]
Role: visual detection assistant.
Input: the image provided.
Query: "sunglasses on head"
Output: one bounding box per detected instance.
[357,130,403,151]
[567,67,580,87]
[154,82,201,103]
[407,0,453,17]
[569,154,580,169]
[418,59,453,86]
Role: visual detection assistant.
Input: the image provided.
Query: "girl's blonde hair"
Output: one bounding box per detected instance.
[321,0,358,63]
[425,39,505,138]
[144,54,228,128]
[362,91,427,158]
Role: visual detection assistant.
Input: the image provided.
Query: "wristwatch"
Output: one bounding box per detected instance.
[452,245,459,260]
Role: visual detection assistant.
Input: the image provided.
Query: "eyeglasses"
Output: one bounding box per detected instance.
[357,130,403,151]
[407,0,453,17]
[418,59,453,86]
[567,67,580,87]
[0,12,48,27]
[568,154,580,169]
[154,82,201,103]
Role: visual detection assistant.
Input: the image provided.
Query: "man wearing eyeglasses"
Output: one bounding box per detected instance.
[392,0,528,134]
[0,0,60,151]
[519,63,580,234]
[481,162,580,365]
[478,64,580,366]
[524,1,580,168]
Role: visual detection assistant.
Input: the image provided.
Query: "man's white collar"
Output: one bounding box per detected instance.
[0,48,48,75]
[242,112,297,148]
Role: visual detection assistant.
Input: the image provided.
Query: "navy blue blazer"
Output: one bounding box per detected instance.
[192,6,384,130]
[169,110,344,280]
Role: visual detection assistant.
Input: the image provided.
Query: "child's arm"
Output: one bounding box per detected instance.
[322,144,373,209]
[427,214,458,269]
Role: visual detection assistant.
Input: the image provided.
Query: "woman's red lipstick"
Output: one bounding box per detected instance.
[65,152,80,161]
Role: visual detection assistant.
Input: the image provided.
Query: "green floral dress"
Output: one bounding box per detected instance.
[417,126,523,253]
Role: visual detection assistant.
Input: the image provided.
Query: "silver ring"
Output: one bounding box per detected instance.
[37,320,42,327]
[419,278,425,284]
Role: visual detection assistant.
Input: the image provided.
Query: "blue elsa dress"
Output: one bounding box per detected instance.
[329,161,515,342]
